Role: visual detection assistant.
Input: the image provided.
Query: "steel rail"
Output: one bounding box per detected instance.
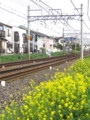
[0,56,73,74]
[0,55,77,81]
[0,54,76,68]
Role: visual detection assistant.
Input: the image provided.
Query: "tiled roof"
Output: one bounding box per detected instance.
[0,22,12,28]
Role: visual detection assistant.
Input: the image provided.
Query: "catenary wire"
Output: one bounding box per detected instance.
[70,0,90,30]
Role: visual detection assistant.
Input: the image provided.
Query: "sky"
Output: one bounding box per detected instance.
[0,0,90,39]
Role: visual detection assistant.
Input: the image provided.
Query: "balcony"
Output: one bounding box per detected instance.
[0,30,5,37]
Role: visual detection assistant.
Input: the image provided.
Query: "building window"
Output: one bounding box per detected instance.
[7,42,13,48]
[43,44,45,47]
[14,31,19,42]
[53,44,56,48]
[0,26,4,31]
[22,33,27,43]
[14,43,19,48]
[50,44,52,48]
[35,35,37,42]
[7,29,10,37]
[14,43,19,53]
[30,43,33,52]
[0,26,2,30]
[30,33,34,41]
[34,45,37,52]
[0,30,5,37]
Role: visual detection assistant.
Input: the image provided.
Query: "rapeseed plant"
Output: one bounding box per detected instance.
[1,58,90,119]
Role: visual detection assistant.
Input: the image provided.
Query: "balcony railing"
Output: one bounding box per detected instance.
[0,30,5,37]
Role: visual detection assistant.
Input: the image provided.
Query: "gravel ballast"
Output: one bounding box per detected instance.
[0,60,75,109]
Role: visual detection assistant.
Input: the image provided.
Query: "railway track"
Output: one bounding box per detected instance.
[0,54,75,68]
[0,54,77,81]
[1,50,89,69]
[0,51,90,82]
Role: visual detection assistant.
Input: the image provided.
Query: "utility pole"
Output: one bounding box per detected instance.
[27,6,30,59]
[81,4,83,60]
[75,35,77,51]
[63,27,65,52]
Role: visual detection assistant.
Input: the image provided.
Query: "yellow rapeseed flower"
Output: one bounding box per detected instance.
[23,105,28,110]
[58,105,62,109]
[51,111,55,115]
[67,115,70,119]
[69,113,73,117]
[43,118,46,120]
[59,114,63,118]
[64,103,68,107]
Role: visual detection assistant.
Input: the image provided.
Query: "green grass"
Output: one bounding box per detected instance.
[0,53,48,62]
[85,55,90,59]
[51,51,68,56]
[0,52,69,63]
[72,50,80,53]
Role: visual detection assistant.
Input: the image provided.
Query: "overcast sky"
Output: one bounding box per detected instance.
[0,0,90,37]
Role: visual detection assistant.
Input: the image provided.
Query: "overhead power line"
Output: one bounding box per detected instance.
[0,2,27,17]
[70,0,80,14]
[41,0,76,30]
[43,5,75,30]
[30,0,75,30]
[0,0,73,32]
[30,14,80,22]
[0,0,81,33]
[0,0,62,35]
[0,3,26,19]
[70,0,90,30]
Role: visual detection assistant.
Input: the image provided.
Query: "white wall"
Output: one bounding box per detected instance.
[37,36,44,51]
[12,27,26,53]
[37,36,57,52]
[4,26,12,53]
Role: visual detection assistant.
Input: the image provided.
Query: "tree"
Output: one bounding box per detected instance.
[55,43,63,50]
[40,47,46,54]
[72,43,80,51]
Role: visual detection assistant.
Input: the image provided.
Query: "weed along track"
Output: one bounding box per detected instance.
[0,54,76,68]
[0,54,77,81]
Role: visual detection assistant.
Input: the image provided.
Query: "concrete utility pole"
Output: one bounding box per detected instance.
[27,6,30,59]
[63,28,65,52]
[81,4,83,60]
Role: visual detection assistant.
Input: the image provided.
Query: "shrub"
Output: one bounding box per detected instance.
[51,52,67,57]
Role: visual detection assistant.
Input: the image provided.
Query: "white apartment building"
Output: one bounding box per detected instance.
[0,23,59,55]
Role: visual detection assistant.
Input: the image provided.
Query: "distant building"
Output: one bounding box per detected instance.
[19,25,56,53]
[0,22,28,54]
[30,30,55,53]
[54,36,79,52]
[0,23,59,55]
[0,22,12,54]
[12,27,27,54]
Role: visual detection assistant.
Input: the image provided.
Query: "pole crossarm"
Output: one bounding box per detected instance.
[65,32,90,35]
[29,14,80,22]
